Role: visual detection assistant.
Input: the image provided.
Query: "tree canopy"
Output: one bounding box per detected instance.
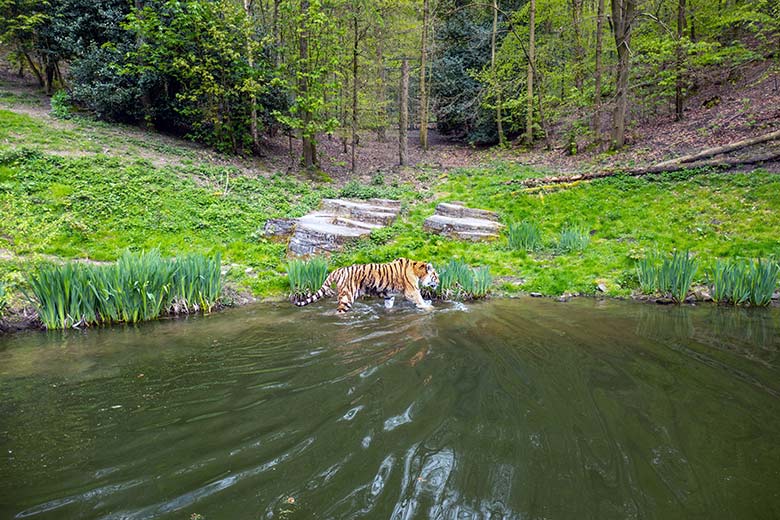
[1,0,776,161]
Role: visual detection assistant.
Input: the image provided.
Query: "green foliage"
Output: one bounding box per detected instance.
[26,250,222,329]
[636,251,699,303]
[0,282,7,318]
[338,180,411,200]
[507,220,542,251]
[286,257,328,297]
[434,259,492,300]
[556,225,590,253]
[49,90,73,119]
[125,0,274,153]
[709,258,779,306]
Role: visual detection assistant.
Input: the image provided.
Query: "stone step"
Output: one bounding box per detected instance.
[262,218,297,238]
[289,218,373,255]
[333,217,384,230]
[434,202,500,222]
[287,198,401,255]
[423,214,503,234]
[367,198,402,209]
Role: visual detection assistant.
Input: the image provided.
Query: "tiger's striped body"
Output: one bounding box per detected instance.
[293,258,439,313]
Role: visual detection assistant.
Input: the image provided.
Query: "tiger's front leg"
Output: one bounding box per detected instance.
[404,288,433,311]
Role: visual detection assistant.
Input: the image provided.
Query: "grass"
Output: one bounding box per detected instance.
[26,250,222,329]
[286,257,329,298]
[709,258,779,306]
[0,282,6,318]
[636,251,699,302]
[2,102,780,313]
[507,220,542,251]
[431,259,492,300]
[556,225,590,253]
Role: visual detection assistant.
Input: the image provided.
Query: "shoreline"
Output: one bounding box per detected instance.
[3,288,778,336]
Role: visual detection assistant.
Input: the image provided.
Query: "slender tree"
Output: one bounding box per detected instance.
[351,7,360,175]
[243,0,260,152]
[592,0,605,138]
[525,0,535,145]
[491,0,504,145]
[299,0,316,168]
[419,0,429,150]
[675,0,687,121]
[611,0,636,149]
[400,58,409,165]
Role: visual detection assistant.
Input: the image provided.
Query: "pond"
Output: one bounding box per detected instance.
[1,298,779,519]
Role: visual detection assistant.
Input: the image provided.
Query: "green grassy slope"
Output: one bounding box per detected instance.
[1,108,778,308]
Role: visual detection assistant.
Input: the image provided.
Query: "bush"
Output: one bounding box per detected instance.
[26,250,222,329]
[0,282,7,318]
[286,257,328,298]
[50,90,73,119]
[507,220,542,251]
[433,259,492,300]
[709,258,779,306]
[69,43,150,122]
[557,225,590,253]
[636,251,699,303]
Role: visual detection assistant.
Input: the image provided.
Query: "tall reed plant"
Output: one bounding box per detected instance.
[286,257,329,298]
[0,282,8,318]
[635,251,699,303]
[27,250,222,329]
[557,225,590,253]
[710,258,779,306]
[434,259,492,300]
[507,220,542,251]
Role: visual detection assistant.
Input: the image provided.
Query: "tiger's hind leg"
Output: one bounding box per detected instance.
[336,288,355,313]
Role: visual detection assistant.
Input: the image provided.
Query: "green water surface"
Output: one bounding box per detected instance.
[1,298,779,519]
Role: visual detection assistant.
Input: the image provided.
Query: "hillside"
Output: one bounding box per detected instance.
[2,76,779,328]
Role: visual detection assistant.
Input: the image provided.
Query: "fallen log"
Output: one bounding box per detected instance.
[509,140,780,188]
[653,129,780,168]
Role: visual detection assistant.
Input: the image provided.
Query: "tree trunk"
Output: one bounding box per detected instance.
[21,50,44,88]
[133,0,153,125]
[273,0,281,65]
[300,0,316,169]
[44,59,55,95]
[611,0,636,150]
[525,0,535,146]
[419,0,429,150]
[399,59,409,166]
[491,0,504,145]
[675,0,686,122]
[351,14,359,176]
[569,0,585,90]
[592,0,605,138]
[375,26,387,142]
[244,0,260,153]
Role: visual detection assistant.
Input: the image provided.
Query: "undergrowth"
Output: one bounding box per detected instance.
[636,251,699,303]
[286,257,328,298]
[26,250,221,329]
[709,258,779,306]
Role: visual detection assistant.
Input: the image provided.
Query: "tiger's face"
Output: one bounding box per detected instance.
[420,263,439,289]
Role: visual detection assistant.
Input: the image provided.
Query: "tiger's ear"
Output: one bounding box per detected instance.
[426,263,434,271]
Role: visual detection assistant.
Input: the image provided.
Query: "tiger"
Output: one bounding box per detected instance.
[293,257,439,313]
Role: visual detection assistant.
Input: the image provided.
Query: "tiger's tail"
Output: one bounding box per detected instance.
[293,271,336,307]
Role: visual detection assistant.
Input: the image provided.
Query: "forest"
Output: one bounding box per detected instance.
[1,0,777,168]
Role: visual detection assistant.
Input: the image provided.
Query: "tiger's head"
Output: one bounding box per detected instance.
[419,262,439,289]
